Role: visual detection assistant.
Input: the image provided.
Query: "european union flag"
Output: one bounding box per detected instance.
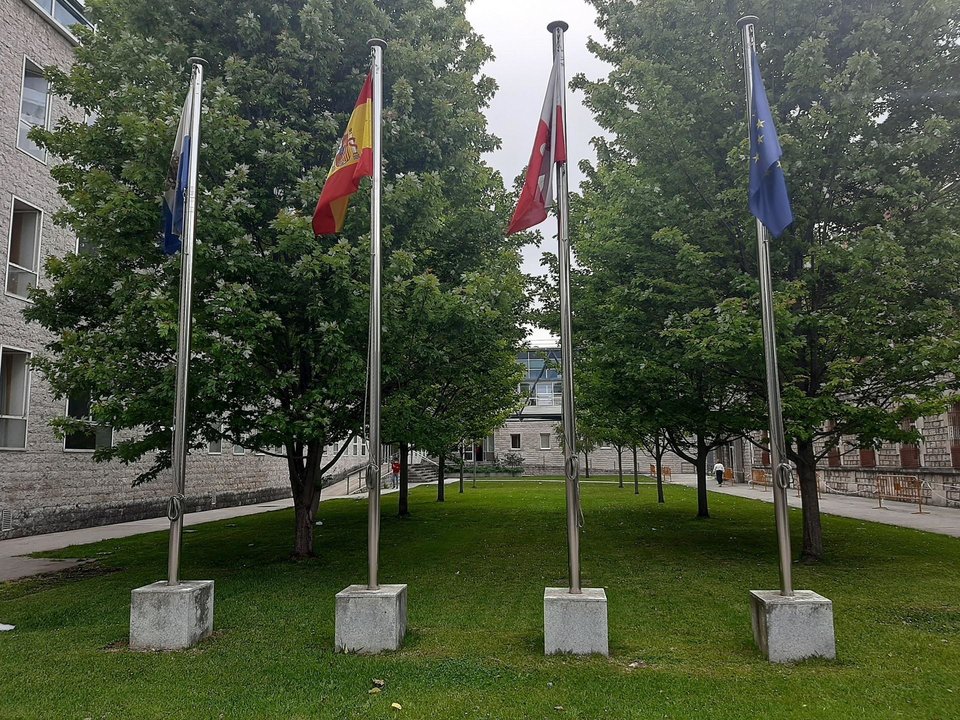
[749,50,793,237]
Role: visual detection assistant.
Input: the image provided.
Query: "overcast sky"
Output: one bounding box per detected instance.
[463,1,611,280]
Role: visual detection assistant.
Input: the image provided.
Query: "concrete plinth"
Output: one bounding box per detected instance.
[544,587,609,656]
[750,589,836,663]
[129,580,214,651]
[335,584,407,653]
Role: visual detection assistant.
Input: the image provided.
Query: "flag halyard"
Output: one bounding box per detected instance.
[748,50,793,237]
[313,74,374,236]
[506,56,566,236]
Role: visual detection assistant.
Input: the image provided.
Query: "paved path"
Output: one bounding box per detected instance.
[671,474,960,538]
[0,477,448,582]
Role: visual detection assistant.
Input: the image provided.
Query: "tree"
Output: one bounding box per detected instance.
[27,0,511,558]
[577,0,960,557]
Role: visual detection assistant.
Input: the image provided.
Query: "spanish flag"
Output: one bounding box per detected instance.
[312,74,374,235]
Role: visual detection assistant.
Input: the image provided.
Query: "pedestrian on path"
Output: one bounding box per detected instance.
[391,459,401,489]
[714,461,725,486]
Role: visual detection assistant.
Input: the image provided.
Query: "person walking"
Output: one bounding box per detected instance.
[714,460,725,486]
[390,459,401,489]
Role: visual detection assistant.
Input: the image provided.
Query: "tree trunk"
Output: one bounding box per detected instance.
[632,445,639,495]
[795,437,825,562]
[437,453,446,502]
[695,433,709,518]
[399,442,410,517]
[617,446,623,488]
[655,448,665,504]
[289,440,321,558]
[459,444,464,494]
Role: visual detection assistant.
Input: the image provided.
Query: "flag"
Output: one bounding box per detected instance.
[313,74,374,235]
[506,55,567,235]
[162,87,195,255]
[748,50,793,237]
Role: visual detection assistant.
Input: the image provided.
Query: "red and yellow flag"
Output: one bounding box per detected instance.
[312,74,374,235]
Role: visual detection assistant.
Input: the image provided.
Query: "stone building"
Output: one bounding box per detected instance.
[0,0,298,539]
[740,404,960,508]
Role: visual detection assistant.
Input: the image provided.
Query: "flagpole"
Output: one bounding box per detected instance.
[737,16,793,597]
[547,20,581,595]
[167,57,205,587]
[367,38,386,591]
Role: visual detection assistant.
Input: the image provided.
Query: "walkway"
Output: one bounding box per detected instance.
[0,477,448,582]
[672,474,960,538]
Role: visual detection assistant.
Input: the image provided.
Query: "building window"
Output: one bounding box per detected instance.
[510,433,521,450]
[18,60,50,161]
[858,447,877,468]
[63,392,112,451]
[0,348,30,449]
[899,417,921,469]
[826,444,841,467]
[539,433,551,450]
[208,424,222,454]
[6,198,42,299]
[760,431,770,467]
[233,441,245,455]
[949,403,960,470]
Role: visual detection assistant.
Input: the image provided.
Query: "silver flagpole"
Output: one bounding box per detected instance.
[547,20,581,595]
[737,16,793,596]
[367,38,386,591]
[167,57,205,586]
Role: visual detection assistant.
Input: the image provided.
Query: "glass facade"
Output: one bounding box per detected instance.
[516,349,562,409]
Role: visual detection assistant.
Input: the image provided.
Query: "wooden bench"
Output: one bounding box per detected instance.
[723,468,734,482]
[876,475,927,514]
[751,468,771,490]
[648,465,673,481]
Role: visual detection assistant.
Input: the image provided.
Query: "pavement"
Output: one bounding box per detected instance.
[0,476,448,583]
[671,474,960,538]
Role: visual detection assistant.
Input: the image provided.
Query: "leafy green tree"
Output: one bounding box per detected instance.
[576,0,960,557]
[27,0,515,558]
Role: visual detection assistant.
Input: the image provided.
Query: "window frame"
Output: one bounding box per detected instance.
[5,195,43,302]
[207,424,223,455]
[539,433,551,450]
[0,345,32,451]
[510,433,521,451]
[16,57,51,163]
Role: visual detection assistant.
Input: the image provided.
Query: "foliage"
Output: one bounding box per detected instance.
[25,0,521,555]
[572,0,960,552]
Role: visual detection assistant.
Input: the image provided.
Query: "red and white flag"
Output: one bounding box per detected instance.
[506,55,567,235]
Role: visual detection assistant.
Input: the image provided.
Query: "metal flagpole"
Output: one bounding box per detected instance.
[737,16,794,596]
[366,38,386,591]
[547,20,582,595]
[167,58,205,586]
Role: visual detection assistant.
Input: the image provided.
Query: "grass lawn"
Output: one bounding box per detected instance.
[2,480,959,719]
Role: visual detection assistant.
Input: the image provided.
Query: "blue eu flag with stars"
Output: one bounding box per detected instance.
[749,50,793,237]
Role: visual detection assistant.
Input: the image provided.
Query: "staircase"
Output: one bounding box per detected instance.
[407,462,439,485]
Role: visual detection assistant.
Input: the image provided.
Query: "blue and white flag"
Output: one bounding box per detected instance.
[748,50,793,237]
[162,88,194,255]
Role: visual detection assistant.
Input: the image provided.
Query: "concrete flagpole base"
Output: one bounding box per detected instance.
[129,580,214,650]
[750,589,836,663]
[335,584,407,653]
[544,587,609,656]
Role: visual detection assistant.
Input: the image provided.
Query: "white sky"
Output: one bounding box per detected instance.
[464,1,610,275]
[462,1,611,344]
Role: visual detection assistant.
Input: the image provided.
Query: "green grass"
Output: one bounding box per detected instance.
[2,480,959,719]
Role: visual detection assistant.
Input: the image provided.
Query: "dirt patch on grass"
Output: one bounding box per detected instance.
[0,562,121,601]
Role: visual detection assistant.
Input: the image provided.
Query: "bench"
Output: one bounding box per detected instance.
[648,465,672,481]
[751,468,771,490]
[723,468,734,482]
[876,475,927,514]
